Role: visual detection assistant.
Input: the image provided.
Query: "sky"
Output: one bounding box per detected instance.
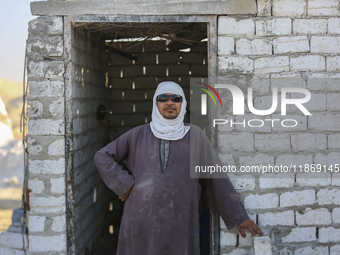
[0,0,34,82]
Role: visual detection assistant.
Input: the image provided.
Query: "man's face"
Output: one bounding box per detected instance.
[157,93,182,119]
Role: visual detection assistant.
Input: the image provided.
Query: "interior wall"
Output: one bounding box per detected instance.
[71,28,111,254]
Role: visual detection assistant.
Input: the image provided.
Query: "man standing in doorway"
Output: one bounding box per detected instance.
[94,81,263,255]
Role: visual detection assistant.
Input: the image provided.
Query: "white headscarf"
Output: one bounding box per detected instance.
[150,81,190,141]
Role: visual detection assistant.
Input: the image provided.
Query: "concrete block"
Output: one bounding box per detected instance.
[250,76,270,96]
[319,227,340,243]
[328,18,340,34]
[218,56,254,73]
[296,173,331,187]
[218,36,234,55]
[0,247,25,255]
[28,178,45,193]
[308,0,339,16]
[49,98,64,118]
[239,154,274,166]
[276,154,313,166]
[311,36,340,54]
[48,139,65,156]
[259,174,294,189]
[296,208,332,226]
[28,234,66,252]
[27,37,63,57]
[236,38,272,55]
[257,0,271,16]
[317,189,340,205]
[281,227,316,243]
[218,17,254,36]
[30,195,65,208]
[273,0,307,17]
[220,230,237,246]
[273,36,309,54]
[309,114,340,131]
[253,236,272,255]
[244,193,279,209]
[29,80,64,98]
[28,100,43,118]
[30,206,66,214]
[290,92,326,112]
[28,119,64,135]
[271,72,306,87]
[28,214,46,232]
[329,134,340,149]
[327,93,340,111]
[306,73,340,91]
[219,132,254,151]
[255,56,289,73]
[46,16,63,35]
[228,175,256,190]
[291,133,327,151]
[256,18,292,36]
[293,19,327,34]
[294,246,329,255]
[0,232,27,249]
[327,56,340,72]
[333,208,340,224]
[280,190,315,207]
[255,134,290,151]
[331,245,340,255]
[290,55,325,71]
[258,211,294,226]
[27,61,44,78]
[28,158,65,175]
[218,153,235,165]
[51,215,66,232]
[314,152,340,165]
[332,173,340,186]
[27,137,42,155]
[50,177,66,194]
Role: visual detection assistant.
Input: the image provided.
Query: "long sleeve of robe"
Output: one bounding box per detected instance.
[94,123,249,255]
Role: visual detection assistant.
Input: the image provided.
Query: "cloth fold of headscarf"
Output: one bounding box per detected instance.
[150,81,190,141]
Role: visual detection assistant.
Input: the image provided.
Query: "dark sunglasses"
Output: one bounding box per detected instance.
[156,94,183,103]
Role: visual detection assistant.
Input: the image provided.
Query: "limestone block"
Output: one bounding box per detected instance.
[45,61,64,78]
[27,61,44,78]
[27,137,42,156]
[294,246,329,255]
[28,214,46,232]
[327,56,340,72]
[218,56,254,73]
[253,236,272,255]
[296,173,331,187]
[239,154,274,166]
[31,206,66,214]
[46,16,63,35]
[328,18,340,34]
[290,92,326,112]
[332,208,340,224]
[276,154,313,166]
[49,98,64,118]
[218,153,235,165]
[317,189,340,205]
[273,0,307,17]
[314,152,340,165]
[30,195,65,208]
[218,17,254,36]
[28,178,45,193]
[28,100,43,118]
[48,139,65,156]
[331,245,340,255]
[259,174,294,189]
[258,211,294,226]
[255,56,289,73]
[255,134,290,151]
[306,73,340,91]
[319,227,340,243]
[219,132,254,151]
[50,177,66,194]
[293,19,327,34]
[29,80,64,98]
[249,76,270,96]
[309,114,340,131]
[0,247,25,255]
[220,230,237,246]
[236,38,272,55]
[256,18,291,36]
[281,227,316,243]
[244,193,279,209]
[28,234,66,252]
[218,36,234,55]
[28,119,64,135]
[280,190,315,207]
[273,36,309,54]
[308,0,339,16]
[27,37,63,57]
[311,36,340,54]
[271,72,306,88]
[0,232,27,249]
[238,231,253,247]
[257,0,271,16]
[327,93,340,111]
[291,133,327,151]
[290,55,325,71]
[329,134,340,149]
[28,158,65,175]
[51,215,66,232]
[296,208,332,226]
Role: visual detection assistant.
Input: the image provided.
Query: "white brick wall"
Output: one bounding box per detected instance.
[296,173,331,187]
[332,208,340,224]
[291,133,327,151]
[314,152,340,165]
[28,235,66,252]
[327,93,340,111]
[280,190,316,207]
[294,246,329,255]
[48,139,65,156]
[29,158,65,175]
[290,55,326,71]
[27,214,46,233]
[256,18,292,36]
[329,134,340,149]
[244,193,279,209]
[317,189,340,205]
[319,227,340,243]
[220,231,237,246]
[218,36,234,55]
[311,36,340,54]
[308,0,339,16]
[293,19,327,34]
[281,227,316,242]
[218,56,254,73]
[255,56,289,73]
[259,174,294,189]
[327,56,340,72]
[276,154,313,166]
[219,132,254,151]
[258,210,294,226]
[296,208,332,226]
[328,18,340,34]
[236,39,272,55]
[272,0,307,17]
[255,134,290,151]
[273,36,309,54]
[309,114,340,131]
[218,17,254,36]
[257,0,271,17]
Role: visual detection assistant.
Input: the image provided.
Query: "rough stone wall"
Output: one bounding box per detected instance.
[71,28,111,254]
[26,16,67,254]
[217,0,340,254]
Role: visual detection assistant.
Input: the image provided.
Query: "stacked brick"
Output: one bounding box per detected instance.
[218,0,340,254]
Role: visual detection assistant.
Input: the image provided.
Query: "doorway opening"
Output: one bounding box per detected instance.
[69,19,212,255]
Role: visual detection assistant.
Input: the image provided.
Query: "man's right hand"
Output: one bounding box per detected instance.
[119,184,134,201]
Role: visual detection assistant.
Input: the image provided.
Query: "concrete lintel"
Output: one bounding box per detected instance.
[31,0,256,16]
